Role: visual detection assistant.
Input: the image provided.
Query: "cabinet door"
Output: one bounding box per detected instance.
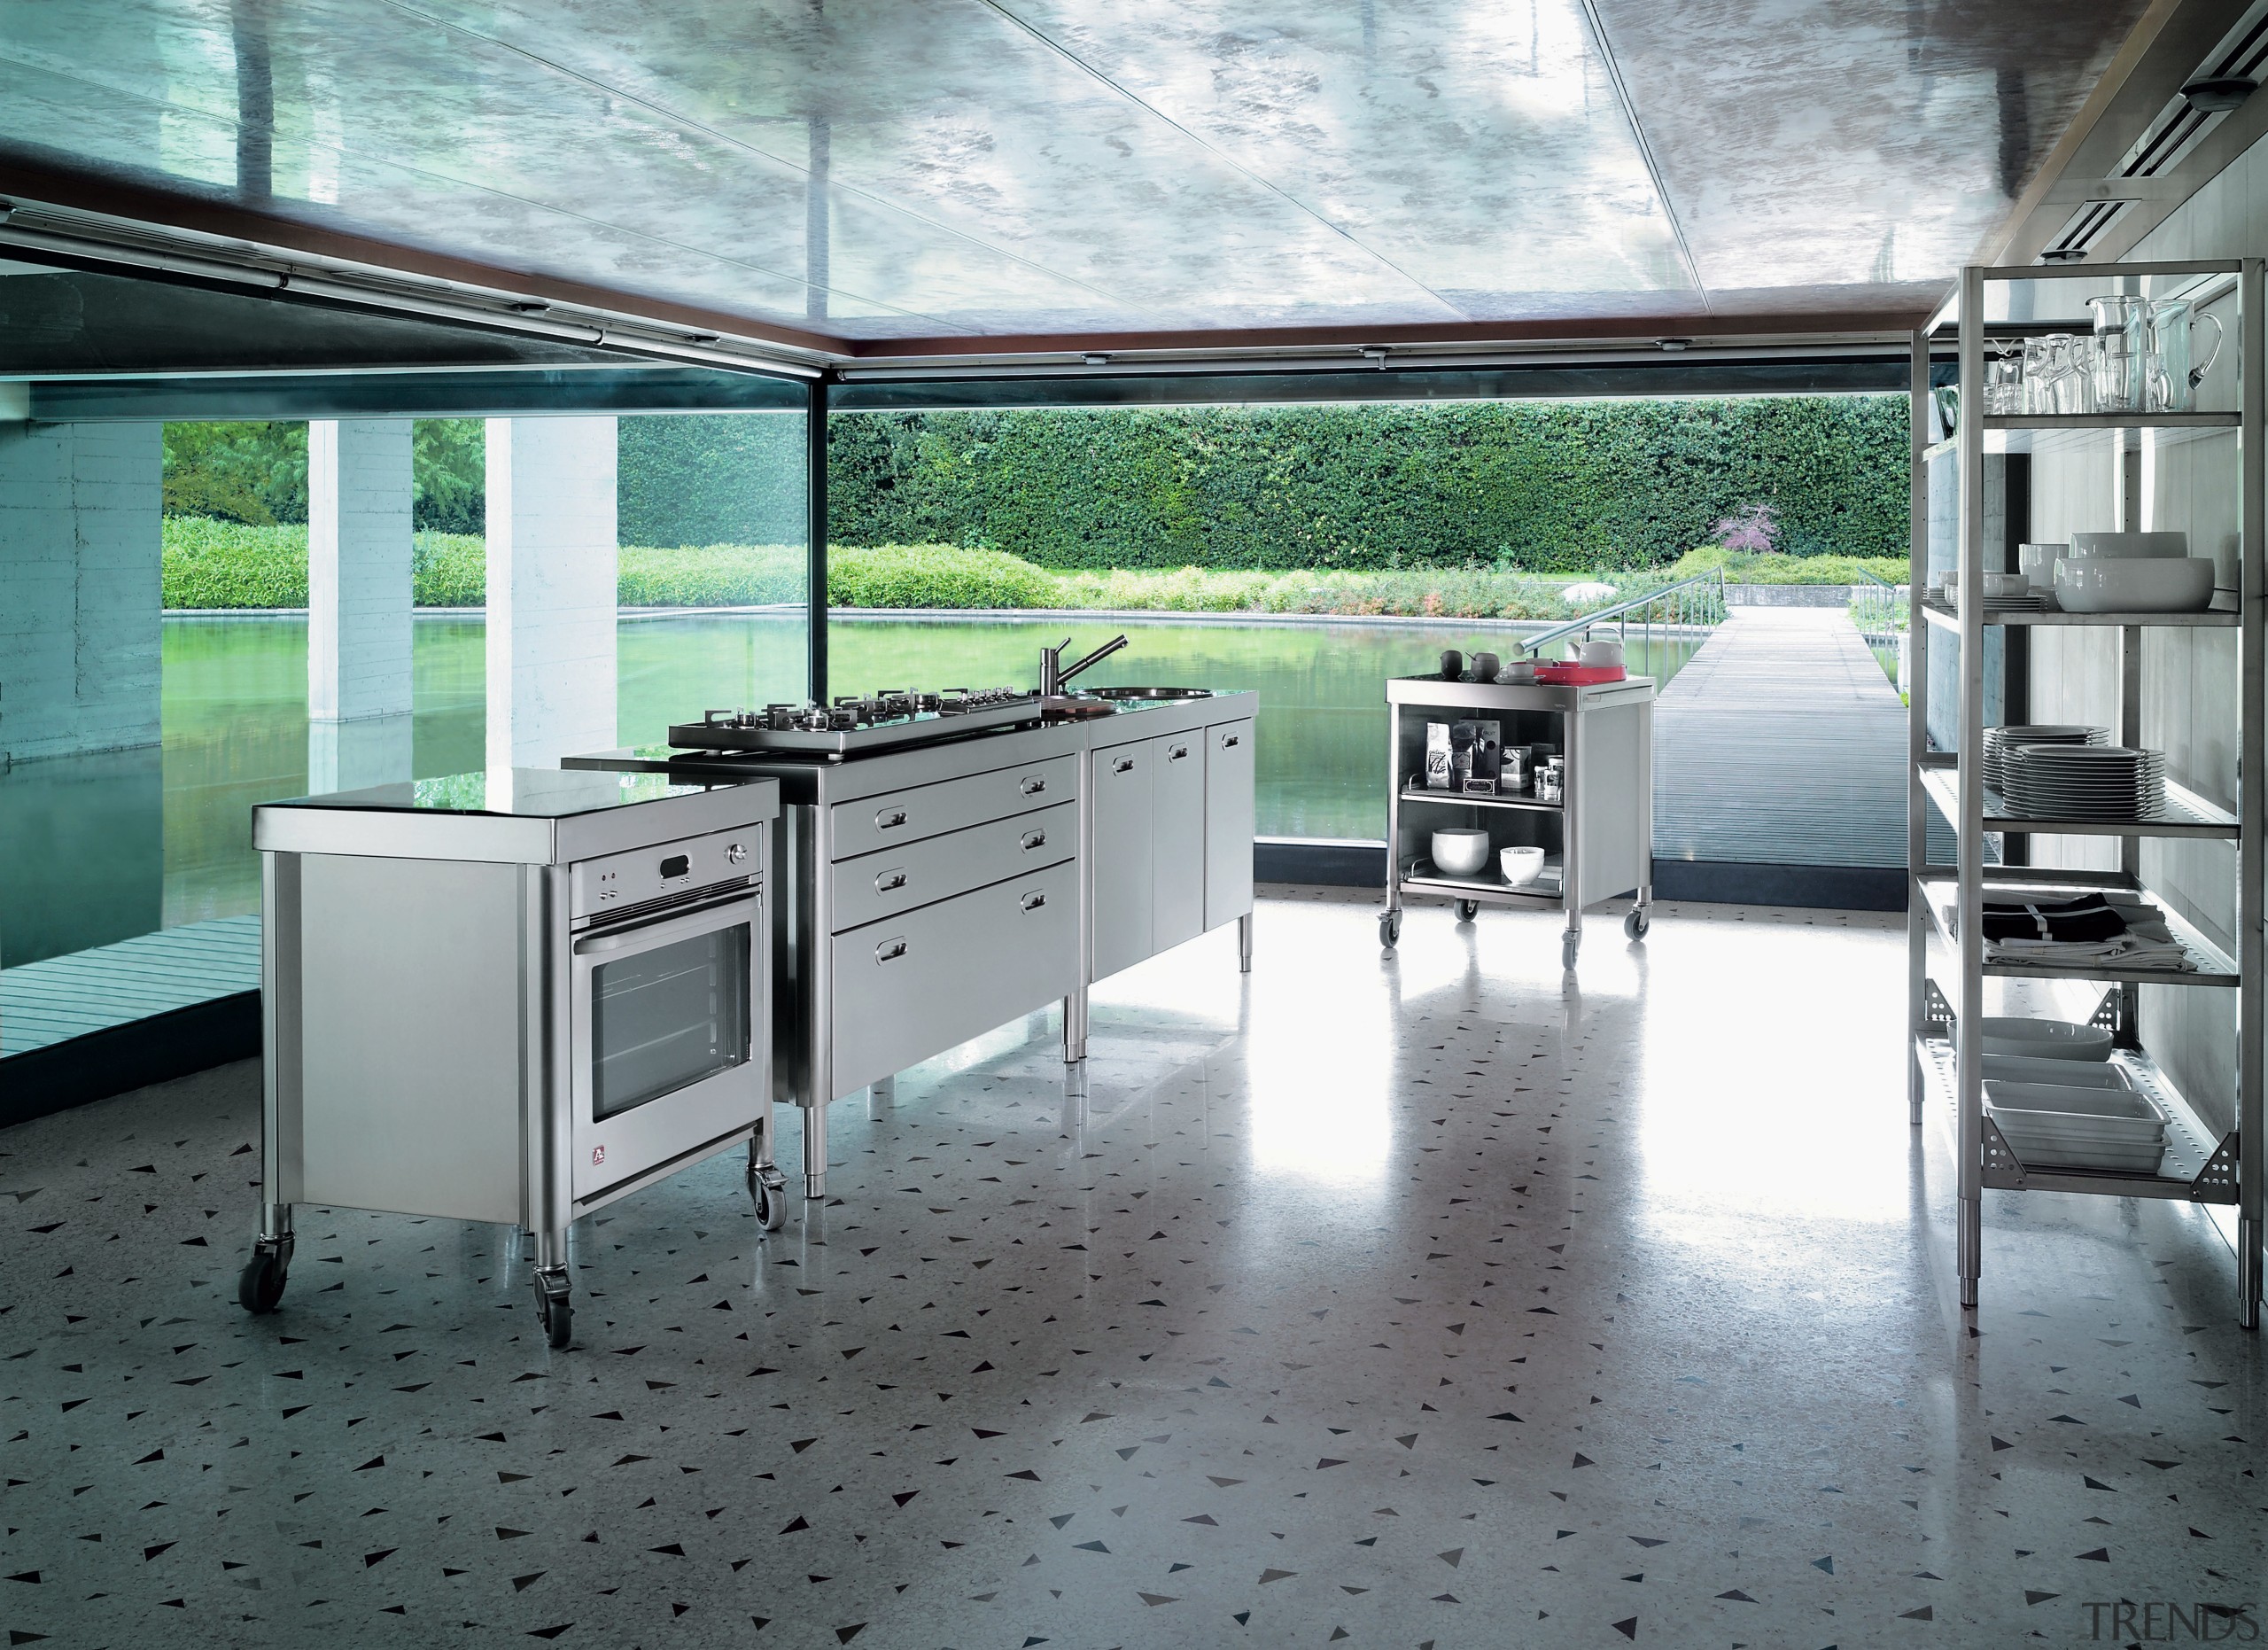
[1152,729,1207,952]
[1090,742,1154,980]
[1204,719,1255,930]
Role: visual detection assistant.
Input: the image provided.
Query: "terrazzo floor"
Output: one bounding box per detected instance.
[1,888,2262,1649]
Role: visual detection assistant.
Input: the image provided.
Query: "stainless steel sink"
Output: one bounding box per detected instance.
[1083,686,1215,701]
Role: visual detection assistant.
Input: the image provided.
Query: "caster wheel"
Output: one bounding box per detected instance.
[1624,906,1651,941]
[1379,912,1401,949]
[1455,899,1480,922]
[237,1248,288,1314]
[532,1271,573,1350]
[749,1166,789,1232]
[1561,933,1580,970]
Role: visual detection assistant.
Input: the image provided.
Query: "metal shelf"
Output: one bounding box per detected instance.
[1398,785,1561,814]
[1907,256,2264,1327]
[1914,875,2238,986]
[1919,598,2238,629]
[1402,861,1564,907]
[1917,765,2238,839]
[1914,1033,2236,1203]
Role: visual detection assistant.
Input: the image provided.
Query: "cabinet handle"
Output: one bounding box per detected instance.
[1020,891,1047,912]
[1020,775,1047,796]
[1021,829,1047,852]
[1113,755,1137,774]
[876,806,909,830]
[1222,733,1241,749]
[875,937,907,963]
[1168,744,1190,761]
[875,868,907,893]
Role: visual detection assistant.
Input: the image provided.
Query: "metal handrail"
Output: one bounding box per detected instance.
[1850,566,1905,650]
[1519,568,1728,658]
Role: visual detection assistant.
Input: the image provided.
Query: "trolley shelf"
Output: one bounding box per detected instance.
[1914,875,2239,986]
[1918,766,2239,840]
[1402,860,1564,906]
[1914,1033,2237,1202]
[1397,785,1561,814]
[1918,599,2239,629]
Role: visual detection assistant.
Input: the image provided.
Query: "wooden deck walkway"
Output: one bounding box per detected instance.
[1653,606,1907,868]
[1,915,261,1058]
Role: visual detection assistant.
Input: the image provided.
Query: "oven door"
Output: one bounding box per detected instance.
[571,890,762,1202]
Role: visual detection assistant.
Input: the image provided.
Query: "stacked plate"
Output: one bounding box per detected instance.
[1946,585,2054,614]
[1998,743,2166,821]
[1982,724,2105,795]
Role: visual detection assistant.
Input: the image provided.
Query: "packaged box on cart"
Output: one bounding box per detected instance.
[1425,721,1454,788]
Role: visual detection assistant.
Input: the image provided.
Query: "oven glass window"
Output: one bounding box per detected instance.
[591,923,751,1120]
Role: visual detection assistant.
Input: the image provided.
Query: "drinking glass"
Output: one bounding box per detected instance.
[2085,295,2148,412]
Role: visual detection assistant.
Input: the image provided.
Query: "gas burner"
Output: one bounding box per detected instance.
[678,688,1045,757]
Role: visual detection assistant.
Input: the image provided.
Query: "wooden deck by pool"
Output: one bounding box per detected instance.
[2,915,261,1059]
[1652,605,1909,868]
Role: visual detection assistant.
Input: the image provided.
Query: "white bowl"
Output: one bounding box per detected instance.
[1500,846,1546,886]
[1430,829,1493,877]
[2070,530,2189,560]
[2018,542,2067,591]
[2054,556,2215,613]
[1976,1016,2114,1062]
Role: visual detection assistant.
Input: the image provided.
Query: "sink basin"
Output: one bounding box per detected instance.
[1082,686,1215,701]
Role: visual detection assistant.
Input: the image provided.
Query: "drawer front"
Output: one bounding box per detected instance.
[828,754,1077,860]
[1152,729,1207,952]
[829,858,1078,1097]
[832,800,1076,933]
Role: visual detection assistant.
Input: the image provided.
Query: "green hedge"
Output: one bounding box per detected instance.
[1667,546,1907,585]
[825,398,1907,572]
[162,519,1726,621]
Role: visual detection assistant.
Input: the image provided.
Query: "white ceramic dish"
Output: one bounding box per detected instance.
[1500,845,1546,886]
[1984,1082,2168,1174]
[1579,638,1625,668]
[1982,572,2028,597]
[1430,828,1493,878]
[1976,1016,2114,1061]
[2054,556,2215,613]
[2018,541,2067,591]
[2070,530,2188,560]
[1981,1054,2132,1090]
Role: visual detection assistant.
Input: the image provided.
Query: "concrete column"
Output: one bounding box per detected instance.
[0,420,162,764]
[485,416,617,772]
[307,418,415,792]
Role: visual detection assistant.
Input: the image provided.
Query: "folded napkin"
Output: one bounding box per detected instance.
[1977,893,2128,945]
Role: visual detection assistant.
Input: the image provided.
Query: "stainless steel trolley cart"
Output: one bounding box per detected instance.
[1382,673,1655,968]
[243,768,782,1350]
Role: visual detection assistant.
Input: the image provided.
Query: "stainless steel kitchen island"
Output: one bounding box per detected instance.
[567,688,1256,1200]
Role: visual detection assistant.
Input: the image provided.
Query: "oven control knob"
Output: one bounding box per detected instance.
[726,842,748,864]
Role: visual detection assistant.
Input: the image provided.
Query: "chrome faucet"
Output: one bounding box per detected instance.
[1040,633,1128,697]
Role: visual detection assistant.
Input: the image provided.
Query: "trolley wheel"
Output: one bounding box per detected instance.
[532,1270,573,1350]
[237,1247,288,1315]
[749,1164,789,1233]
[1455,899,1480,923]
[1624,906,1651,942]
[1561,931,1580,970]
[1379,911,1401,949]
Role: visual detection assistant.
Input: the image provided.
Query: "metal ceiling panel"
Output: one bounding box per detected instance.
[0,0,2166,353]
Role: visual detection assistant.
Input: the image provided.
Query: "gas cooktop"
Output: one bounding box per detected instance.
[667,688,1043,758]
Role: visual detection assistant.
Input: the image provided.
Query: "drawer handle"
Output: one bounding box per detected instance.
[1222,733,1241,749]
[1020,775,1047,796]
[1168,744,1190,761]
[875,868,907,893]
[1021,829,1047,852]
[1112,755,1136,774]
[876,806,909,830]
[1020,891,1047,913]
[875,937,907,963]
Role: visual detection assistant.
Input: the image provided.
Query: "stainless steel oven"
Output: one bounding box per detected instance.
[571,883,763,1201]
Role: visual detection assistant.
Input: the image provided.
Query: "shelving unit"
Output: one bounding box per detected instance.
[1381,674,1654,969]
[1908,259,2264,1327]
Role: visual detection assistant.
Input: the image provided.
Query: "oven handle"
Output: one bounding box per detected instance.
[573,891,759,956]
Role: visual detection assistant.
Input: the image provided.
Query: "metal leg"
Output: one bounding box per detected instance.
[802,1101,828,1200]
[1063,988,1088,1066]
[2242,1215,2262,1332]
[1238,911,1254,973]
[1958,1195,1981,1311]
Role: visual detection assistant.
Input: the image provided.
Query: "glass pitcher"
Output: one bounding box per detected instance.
[2085,294,2148,413]
[2042,333,2089,416]
[2021,337,2060,415]
[2145,296,2226,412]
